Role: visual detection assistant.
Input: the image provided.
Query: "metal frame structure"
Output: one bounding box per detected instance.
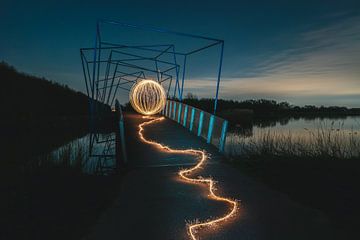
[80,20,225,167]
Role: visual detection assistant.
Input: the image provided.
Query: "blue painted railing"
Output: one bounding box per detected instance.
[115,100,128,165]
[161,100,228,153]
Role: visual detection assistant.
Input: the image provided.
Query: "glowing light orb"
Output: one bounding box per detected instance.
[129,79,166,115]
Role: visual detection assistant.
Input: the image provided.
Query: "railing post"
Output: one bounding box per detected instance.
[197,111,204,137]
[115,100,127,168]
[207,115,215,144]
[219,120,228,153]
[189,108,195,131]
[183,105,188,127]
[162,100,166,115]
[172,102,177,120]
[119,118,127,163]
[168,101,172,118]
[177,103,182,123]
[165,100,169,116]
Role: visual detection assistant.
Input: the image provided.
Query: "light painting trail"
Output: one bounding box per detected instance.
[138,116,238,240]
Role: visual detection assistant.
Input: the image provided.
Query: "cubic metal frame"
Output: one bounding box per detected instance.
[81,20,224,112]
[80,20,225,165]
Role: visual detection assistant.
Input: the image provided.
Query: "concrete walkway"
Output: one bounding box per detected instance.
[85,113,333,240]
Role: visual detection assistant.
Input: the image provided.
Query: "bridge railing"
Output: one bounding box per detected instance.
[115,100,128,167]
[161,100,228,152]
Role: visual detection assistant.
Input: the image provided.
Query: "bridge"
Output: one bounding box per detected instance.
[84,109,331,240]
[80,21,332,240]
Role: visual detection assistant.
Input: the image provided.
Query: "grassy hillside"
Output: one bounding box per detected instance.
[0,62,113,169]
[0,62,121,240]
[0,62,90,120]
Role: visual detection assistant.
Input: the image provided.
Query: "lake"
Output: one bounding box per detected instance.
[38,133,117,175]
[38,115,360,166]
[225,116,360,158]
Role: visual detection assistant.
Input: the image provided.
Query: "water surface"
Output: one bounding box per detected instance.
[225,116,360,157]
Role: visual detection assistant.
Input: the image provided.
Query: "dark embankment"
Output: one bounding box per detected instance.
[0,61,113,168]
[0,62,120,240]
[0,61,90,168]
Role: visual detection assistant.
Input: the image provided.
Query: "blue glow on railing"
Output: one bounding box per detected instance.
[173,102,177,119]
[119,119,128,163]
[161,101,165,115]
[207,115,215,144]
[219,120,228,152]
[183,105,188,127]
[163,100,228,154]
[197,111,204,137]
[190,108,195,131]
[165,101,169,116]
[168,101,172,118]
[177,103,182,123]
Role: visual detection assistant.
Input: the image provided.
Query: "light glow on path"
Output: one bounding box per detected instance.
[138,116,238,240]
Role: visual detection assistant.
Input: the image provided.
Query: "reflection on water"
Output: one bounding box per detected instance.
[39,133,116,175]
[226,116,360,158]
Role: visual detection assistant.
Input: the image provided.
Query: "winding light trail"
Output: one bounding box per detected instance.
[138,116,238,240]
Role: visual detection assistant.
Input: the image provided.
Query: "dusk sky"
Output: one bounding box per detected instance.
[1,0,359,107]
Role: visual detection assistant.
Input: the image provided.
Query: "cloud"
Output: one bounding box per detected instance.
[185,15,360,107]
[250,15,360,77]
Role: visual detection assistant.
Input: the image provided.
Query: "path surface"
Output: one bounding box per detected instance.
[85,113,333,240]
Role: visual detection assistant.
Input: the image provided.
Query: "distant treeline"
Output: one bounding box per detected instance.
[182,95,360,117]
[179,94,360,126]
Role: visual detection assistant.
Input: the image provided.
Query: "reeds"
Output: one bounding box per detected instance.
[227,121,360,160]
[37,140,89,171]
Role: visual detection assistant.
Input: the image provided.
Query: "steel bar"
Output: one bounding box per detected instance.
[171,46,181,98]
[186,41,221,56]
[106,62,119,104]
[180,55,187,101]
[213,41,224,115]
[100,42,186,56]
[80,51,90,97]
